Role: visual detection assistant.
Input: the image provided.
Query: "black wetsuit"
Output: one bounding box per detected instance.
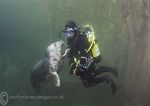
[67,30,90,60]
[67,30,117,94]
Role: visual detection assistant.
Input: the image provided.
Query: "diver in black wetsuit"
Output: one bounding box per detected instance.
[62,20,117,94]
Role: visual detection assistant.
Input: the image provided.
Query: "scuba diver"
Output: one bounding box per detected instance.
[60,21,118,94]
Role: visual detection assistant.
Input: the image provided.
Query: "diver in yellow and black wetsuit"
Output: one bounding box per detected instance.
[62,20,117,94]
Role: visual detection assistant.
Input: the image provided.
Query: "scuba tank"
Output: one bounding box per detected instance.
[81,25,101,58]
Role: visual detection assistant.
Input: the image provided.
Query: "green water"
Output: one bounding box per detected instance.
[1,0,150,106]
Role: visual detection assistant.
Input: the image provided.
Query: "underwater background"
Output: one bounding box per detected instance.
[0,0,150,106]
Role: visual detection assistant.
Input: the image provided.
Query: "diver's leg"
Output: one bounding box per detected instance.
[80,77,90,88]
[95,66,119,77]
[102,75,117,95]
[92,55,118,77]
[80,75,117,94]
[93,55,102,63]
[80,75,105,88]
[49,70,60,88]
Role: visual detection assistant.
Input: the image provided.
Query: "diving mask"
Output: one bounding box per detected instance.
[64,28,75,38]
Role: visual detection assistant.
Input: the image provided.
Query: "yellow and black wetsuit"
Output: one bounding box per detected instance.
[65,23,117,94]
[67,25,101,75]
